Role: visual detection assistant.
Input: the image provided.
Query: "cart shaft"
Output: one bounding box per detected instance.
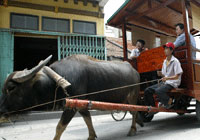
[65,99,191,113]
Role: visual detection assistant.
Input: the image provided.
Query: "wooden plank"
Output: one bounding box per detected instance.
[174,47,187,88]
[144,16,175,31]
[126,22,174,37]
[125,0,146,15]
[127,0,176,21]
[65,99,190,113]
[137,46,165,73]
[180,63,188,88]
[174,49,187,60]
[155,0,192,19]
[128,17,176,36]
[194,64,200,82]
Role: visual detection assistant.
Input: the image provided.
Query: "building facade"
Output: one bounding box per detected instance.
[0,0,108,93]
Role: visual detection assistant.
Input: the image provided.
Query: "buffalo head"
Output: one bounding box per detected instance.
[0,55,53,117]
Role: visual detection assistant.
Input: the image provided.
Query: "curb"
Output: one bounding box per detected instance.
[9,110,111,122]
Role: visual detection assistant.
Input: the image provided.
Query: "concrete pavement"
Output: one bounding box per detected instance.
[0,112,199,140]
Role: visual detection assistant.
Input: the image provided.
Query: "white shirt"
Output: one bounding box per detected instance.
[161,56,183,88]
[130,48,140,57]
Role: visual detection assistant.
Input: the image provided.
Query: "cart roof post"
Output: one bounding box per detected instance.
[182,0,194,90]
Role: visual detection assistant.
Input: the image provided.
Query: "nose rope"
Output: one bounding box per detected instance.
[52,86,59,111]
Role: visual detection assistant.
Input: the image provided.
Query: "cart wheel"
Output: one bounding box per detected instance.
[140,112,154,122]
[111,111,127,121]
[196,100,200,121]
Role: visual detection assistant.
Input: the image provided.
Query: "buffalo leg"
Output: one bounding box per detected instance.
[127,90,139,136]
[53,108,77,140]
[127,111,137,136]
[136,112,144,127]
[79,110,97,140]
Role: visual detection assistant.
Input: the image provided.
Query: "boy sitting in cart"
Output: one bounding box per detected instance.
[144,42,183,110]
[130,39,147,59]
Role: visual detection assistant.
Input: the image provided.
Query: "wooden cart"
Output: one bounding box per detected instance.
[66,0,200,122]
[107,0,200,121]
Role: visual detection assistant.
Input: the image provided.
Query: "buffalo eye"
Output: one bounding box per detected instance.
[6,83,17,94]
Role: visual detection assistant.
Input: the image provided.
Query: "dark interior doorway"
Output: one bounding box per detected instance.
[14,37,58,71]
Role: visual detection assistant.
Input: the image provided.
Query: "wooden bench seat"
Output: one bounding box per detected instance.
[170,88,186,93]
[139,88,186,96]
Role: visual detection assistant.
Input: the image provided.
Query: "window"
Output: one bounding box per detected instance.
[155,36,161,47]
[42,17,70,33]
[10,13,39,30]
[73,20,96,35]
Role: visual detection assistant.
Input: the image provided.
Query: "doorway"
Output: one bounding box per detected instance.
[14,37,58,71]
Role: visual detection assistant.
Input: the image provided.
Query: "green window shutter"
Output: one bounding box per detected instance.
[0,31,14,94]
[58,34,106,60]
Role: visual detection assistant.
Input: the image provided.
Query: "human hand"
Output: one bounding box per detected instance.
[157,71,162,77]
[161,77,168,82]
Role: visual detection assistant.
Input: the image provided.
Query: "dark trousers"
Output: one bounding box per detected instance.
[144,82,173,106]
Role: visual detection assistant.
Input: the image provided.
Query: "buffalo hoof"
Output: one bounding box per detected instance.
[0,117,9,124]
[127,129,136,136]
[87,134,97,140]
[87,137,96,140]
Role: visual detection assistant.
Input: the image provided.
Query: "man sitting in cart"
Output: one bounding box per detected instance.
[144,42,183,110]
[174,23,197,59]
[130,39,147,59]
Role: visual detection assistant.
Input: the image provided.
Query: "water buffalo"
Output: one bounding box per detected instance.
[0,55,142,140]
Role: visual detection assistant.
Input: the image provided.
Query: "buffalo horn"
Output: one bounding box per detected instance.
[12,55,52,83]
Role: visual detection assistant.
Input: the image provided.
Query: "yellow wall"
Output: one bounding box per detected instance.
[0,1,104,35]
[160,35,175,45]
[131,26,157,49]
[13,0,99,12]
[191,3,200,31]
[131,26,175,49]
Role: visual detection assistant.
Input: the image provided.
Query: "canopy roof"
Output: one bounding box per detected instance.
[107,0,200,36]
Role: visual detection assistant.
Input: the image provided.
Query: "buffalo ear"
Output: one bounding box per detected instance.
[12,55,52,83]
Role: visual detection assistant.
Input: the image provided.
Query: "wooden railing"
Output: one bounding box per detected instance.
[128,46,189,88]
